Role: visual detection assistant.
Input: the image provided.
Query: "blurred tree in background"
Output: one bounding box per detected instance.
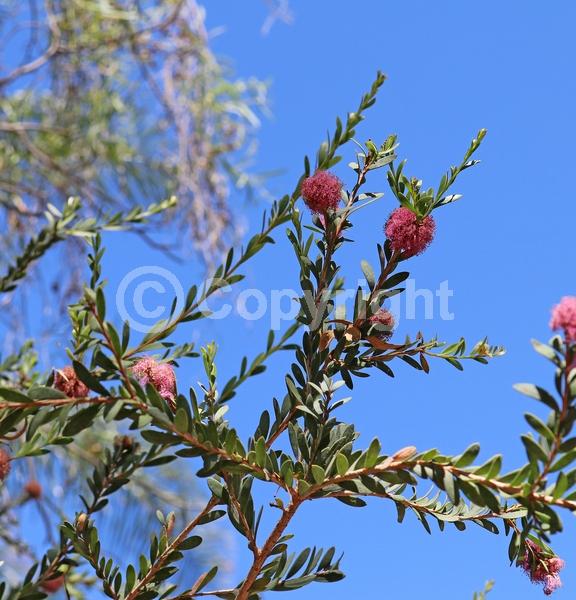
[0,0,269,342]
[0,0,278,589]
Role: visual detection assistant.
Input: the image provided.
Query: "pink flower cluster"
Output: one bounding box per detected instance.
[301,171,342,213]
[132,357,177,410]
[384,207,435,257]
[0,447,10,482]
[369,308,395,340]
[550,296,576,342]
[521,540,565,596]
[54,366,89,398]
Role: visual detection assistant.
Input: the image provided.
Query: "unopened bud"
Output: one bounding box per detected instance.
[166,512,176,536]
[76,513,89,533]
[40,575,65,594]
[319,330,335,351]
[53,366,89,398]
[344,325,362,343]
[392,446,417,461]
[114,435,135,452]
[25,480,42,499]
[0,448,11,482]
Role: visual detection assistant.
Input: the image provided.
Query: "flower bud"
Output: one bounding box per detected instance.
[0,448,11,482]
[392,446,417,461]
[75,512,89,533]
[319,330,335,352]
[25,479,42,499]
[166,512,176,536]
[114,435,135,452]
[54,366,89,398]
[40,575,65,594]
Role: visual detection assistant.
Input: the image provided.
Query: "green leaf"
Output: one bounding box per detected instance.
[62,405,101,436]
[141,430,181,445]
[474,455,502,478]
[174,408,189,433]
[195,566,218,592]
[125,564,136,593]
[286,548,311,579]
[513,384,558,411]
[453,443,480,468]
[551,450,576,472]
[197,510,226,525]
[254,437,266,467]
[311,465,325,484]
[0,388,33,403]
[530,339,558,362]
[336,496,367,508]
[361,260,375,289]
[524,413,555,443]
[442,470,459,504]
[521,435,548,464]
[336,453,349,476]
[179,536,202,551]
[28,386,67,400]
[207,478,224,498]
[96,287,106,320]
[281,461,294,487]
[553,472,569,499]
[364,438,381,468]
[383,271,409,289]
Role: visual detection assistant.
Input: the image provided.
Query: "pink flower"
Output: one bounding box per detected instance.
[301,171,342,213]
[132,357,177,410]
[550,296,576,342]
[543,574,563,596]
[54,366,89,398]
[369,308,395,340]
[0,448,10,482]
[520,540,565,595]
[384,207,435,257]
[548,558,566,572]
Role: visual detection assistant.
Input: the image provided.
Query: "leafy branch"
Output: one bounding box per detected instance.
[0,196,176,294]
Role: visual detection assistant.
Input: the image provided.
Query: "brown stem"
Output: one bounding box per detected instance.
[0,395,128,410]
[313,160,370,306]
[125,496,219,600]
[165,422,287,490]
[362,249,401,318]
[306,457,576,513]
[265,406,298,450]
[530,344,572,492]
[91,306,137,397]
[236,499,302,600]
[325,489,523,523]
[223,474,258,557]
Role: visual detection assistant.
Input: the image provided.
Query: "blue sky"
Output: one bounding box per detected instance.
[10,0,576,598]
